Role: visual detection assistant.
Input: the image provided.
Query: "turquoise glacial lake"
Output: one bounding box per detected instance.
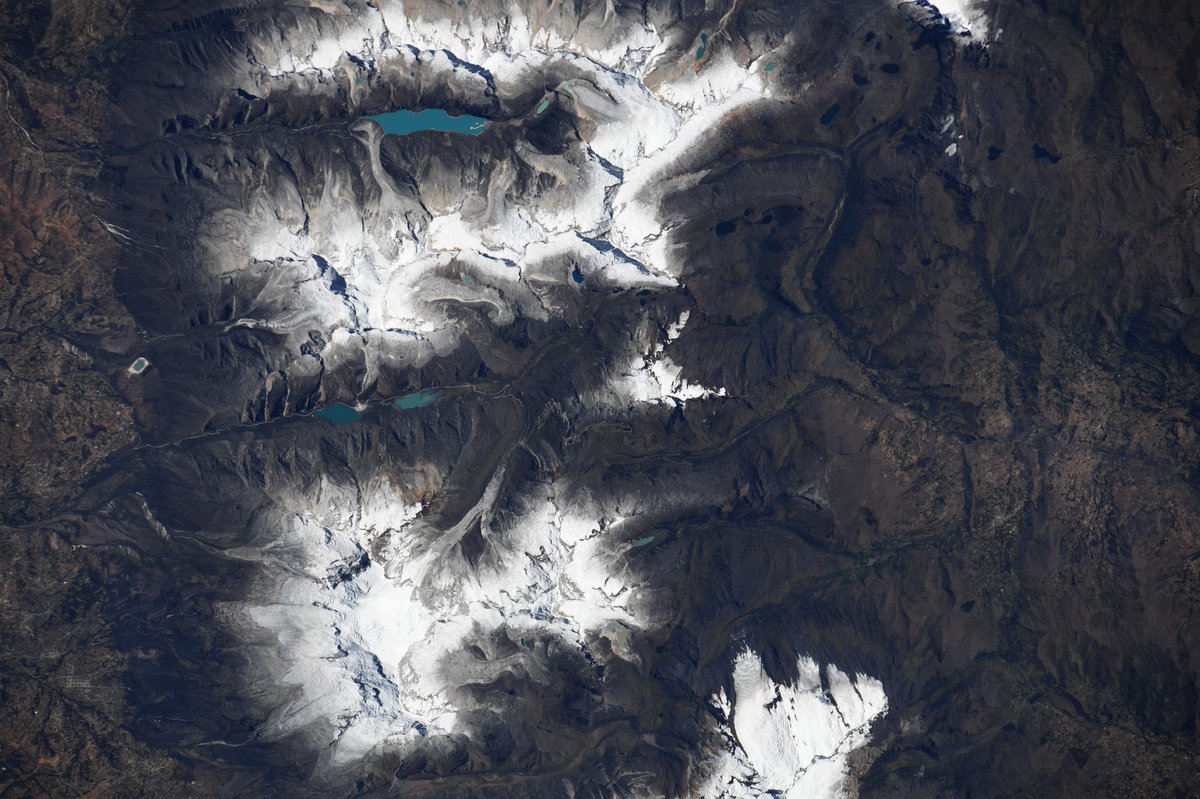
[314,403,362,425]
[368,109,488,135]
[393,389,442,410]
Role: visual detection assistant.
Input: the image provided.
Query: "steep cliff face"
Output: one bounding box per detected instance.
[1,0,1199,796]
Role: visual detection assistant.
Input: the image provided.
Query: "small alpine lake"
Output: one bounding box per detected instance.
[314,403,363,425]
[392,389,443,410]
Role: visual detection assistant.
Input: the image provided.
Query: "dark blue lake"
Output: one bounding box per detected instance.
[368,109,489,136]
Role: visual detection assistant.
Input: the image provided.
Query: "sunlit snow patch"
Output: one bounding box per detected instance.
[703,649,888,798]
[601,309,726,406]
[926,0,994,40]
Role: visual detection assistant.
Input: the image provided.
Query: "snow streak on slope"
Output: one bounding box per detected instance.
[703,650,888,798]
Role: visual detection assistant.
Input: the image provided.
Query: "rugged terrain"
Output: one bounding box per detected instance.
[1,0,1199,797]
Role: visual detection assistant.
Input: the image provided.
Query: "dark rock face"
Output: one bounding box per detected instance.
[2,0,1200,796]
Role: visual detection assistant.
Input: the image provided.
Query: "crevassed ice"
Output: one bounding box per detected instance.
[703,649,889,798]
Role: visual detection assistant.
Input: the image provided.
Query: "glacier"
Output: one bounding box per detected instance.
[197,0,778,394]
[702,650,889,798]
[228,471,663,766]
